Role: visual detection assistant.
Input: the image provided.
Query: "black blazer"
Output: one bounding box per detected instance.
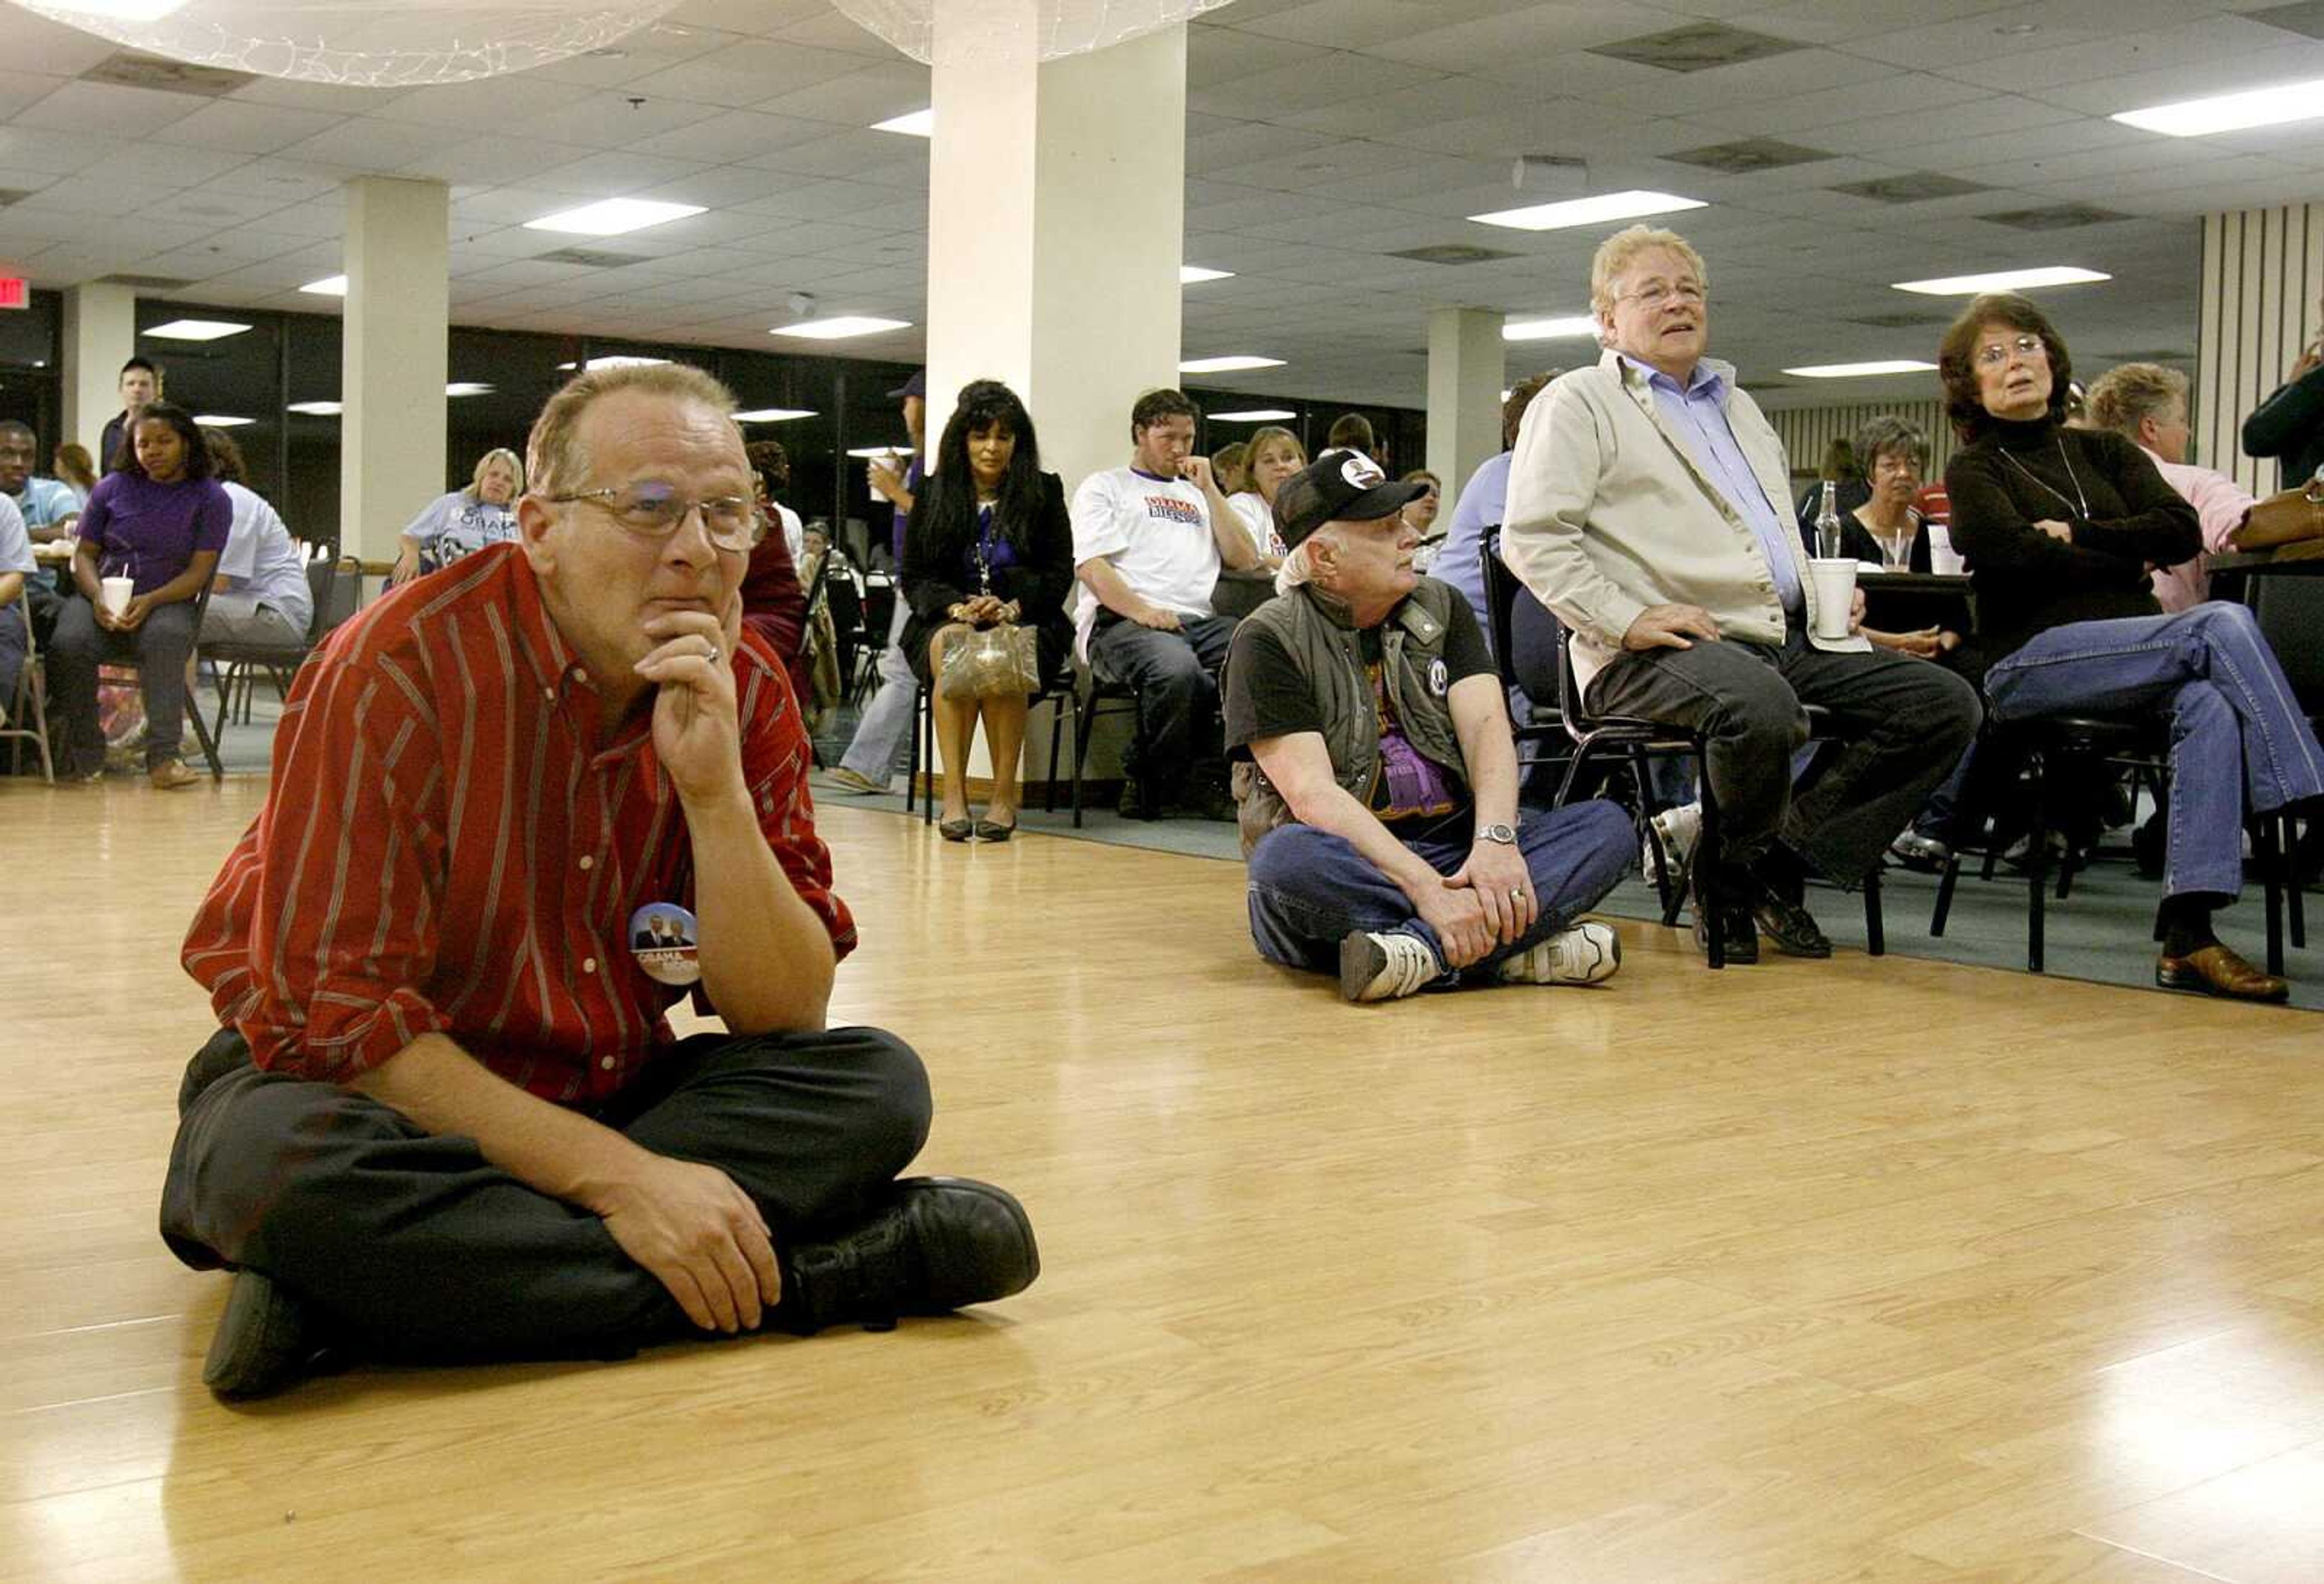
[899,470,1074,686]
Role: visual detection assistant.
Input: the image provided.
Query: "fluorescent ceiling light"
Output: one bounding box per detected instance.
[1469,190,1705,232]
[56,0,188,18]
[1504,315,1598,342]
[524,198,706,237]
[871,108,933,137]
[300,275,347,297]
[286,401,343,416]
[2113,77,2324,138]
[846,446,916,459]
[734,408,818,423]
[772,316,911,340]
[1179,355,1285,374]
[1892,266,2109,295]
[1180,265,1235,285]
[1783,359,1940,378]
[1209,408,1298,422]
[194,414,256,427]
[584,355,669,370]
[145,318,251,341]
[444,382,494,397]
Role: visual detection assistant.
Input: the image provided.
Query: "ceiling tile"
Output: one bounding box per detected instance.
[1188,51,1446,119]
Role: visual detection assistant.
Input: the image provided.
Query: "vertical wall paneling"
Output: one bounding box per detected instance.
[2198,204,2322,495]
[1766,399,1955,489]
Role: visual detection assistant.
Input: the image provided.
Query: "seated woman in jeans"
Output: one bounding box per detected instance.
[51,402,229,788]
[1941,292,2324,1002]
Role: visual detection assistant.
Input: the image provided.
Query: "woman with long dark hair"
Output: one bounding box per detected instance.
[1940,292,2324,1000]
[51,402,229,787]
[900,380,1072,841]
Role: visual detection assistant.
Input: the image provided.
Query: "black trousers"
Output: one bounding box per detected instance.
[160,1026,933,1362]
[1583,624,1982,884]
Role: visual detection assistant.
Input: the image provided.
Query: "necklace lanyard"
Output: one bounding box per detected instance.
[974,502,997,593]
[1998,437,2090,520]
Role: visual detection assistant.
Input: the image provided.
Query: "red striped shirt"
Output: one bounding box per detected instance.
[183,543,856,1105]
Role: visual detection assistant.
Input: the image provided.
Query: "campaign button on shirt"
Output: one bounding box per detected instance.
[628,903,701,986]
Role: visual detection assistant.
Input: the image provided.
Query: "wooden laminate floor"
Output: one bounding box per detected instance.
[5,778,2323,1583]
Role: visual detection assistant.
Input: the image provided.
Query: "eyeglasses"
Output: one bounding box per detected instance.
[1974,334,2047,369]
[1621,280,1706,309]
[547,481,764,552]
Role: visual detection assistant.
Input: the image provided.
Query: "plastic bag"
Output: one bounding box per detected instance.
[937,623,1040,699]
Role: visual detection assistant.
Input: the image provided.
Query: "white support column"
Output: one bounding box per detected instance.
[61,282,136,459]
[925,12,1185,489]
[341,176,449,565]
[923,15,1189,791]
[1425,307,1505,520]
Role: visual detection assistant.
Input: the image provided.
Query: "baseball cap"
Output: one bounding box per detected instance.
[1273,448,1428,549]
[888,370,925,399]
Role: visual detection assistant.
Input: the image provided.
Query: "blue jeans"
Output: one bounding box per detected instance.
[1980,602,2324,899]
[1246,799,1635,984]
[1088,612,1237,790]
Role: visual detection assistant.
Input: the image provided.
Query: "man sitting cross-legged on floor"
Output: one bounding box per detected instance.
[163,363,1037,1400]
[1226,449,1633,1003]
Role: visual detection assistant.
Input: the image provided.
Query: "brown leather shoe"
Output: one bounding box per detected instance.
[149,759,203,790]
[2156,943,2291,1003]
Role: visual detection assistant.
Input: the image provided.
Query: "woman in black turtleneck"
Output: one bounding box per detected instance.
[1941,293,2324,1003]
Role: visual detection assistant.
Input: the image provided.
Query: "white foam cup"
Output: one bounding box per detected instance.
[1926,524,1966,575]
[100,575,134,618]
[1808,558,1856,640]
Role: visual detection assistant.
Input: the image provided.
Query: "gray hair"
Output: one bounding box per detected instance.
[1851,414,1928,476]
[1272,524,1347,597]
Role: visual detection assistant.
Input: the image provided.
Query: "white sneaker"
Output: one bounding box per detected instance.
[1494,920,1622,987]
[1643,802,1701,881]
[1338,929,1443,1003]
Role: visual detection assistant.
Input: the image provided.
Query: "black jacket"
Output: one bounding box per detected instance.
[899,470,1074,687]
[2243,361,2324,489]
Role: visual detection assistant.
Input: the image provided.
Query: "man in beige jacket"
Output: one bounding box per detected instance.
[1502,224,1980,963]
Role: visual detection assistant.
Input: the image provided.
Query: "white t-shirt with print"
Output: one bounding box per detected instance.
[1226,490,1284,559]
[401,489,519,571]
[1069,466,1219,657]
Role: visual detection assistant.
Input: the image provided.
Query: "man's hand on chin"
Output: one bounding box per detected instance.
[638,606,743,802]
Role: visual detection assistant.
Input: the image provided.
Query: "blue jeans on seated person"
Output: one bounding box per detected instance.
[1246,799,1635,984]
[1978,601,2324,900]
[1089,611,1238,793]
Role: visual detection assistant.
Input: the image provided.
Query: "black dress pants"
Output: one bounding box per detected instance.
[159,1026,933,1362]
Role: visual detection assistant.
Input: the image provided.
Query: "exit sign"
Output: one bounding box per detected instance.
[0,278,26,310]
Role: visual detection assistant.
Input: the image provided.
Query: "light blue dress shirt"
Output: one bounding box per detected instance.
[1434,449,1511,644]
[1621,354,1801,617]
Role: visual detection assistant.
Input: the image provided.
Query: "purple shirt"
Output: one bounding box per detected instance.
[78,472,231,594]
[1621,354,1802,617]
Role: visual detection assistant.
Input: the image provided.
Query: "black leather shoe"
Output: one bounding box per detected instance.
[781,1177,1039,1335]
[1750,886,1833,958]
[1691,888,1759,964]
[203,1269,329,1401]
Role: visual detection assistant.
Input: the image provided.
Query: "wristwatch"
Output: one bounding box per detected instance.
[1476,822,1518,846]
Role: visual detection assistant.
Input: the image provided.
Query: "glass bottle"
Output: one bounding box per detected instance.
[1814,480,1844,560]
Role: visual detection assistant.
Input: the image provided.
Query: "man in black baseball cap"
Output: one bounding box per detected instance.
[1220,449,1634,1003]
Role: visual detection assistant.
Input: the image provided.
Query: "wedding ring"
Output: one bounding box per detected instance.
[1509,888,1525,901]
[702,644,720,664]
